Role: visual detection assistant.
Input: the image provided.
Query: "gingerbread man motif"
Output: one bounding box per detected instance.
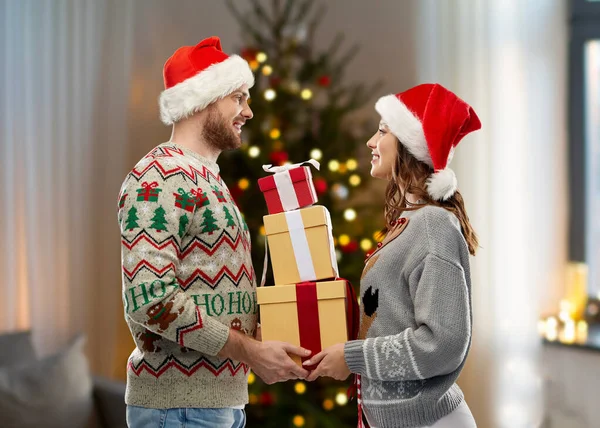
[146,298,185,333]
[230,317,249,335]
[137,329,162,353]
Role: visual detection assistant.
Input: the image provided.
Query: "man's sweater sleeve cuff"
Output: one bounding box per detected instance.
[344,340,367,374]
[187,318,231,357]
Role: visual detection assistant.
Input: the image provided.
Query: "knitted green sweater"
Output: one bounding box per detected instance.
[345,205,472,427]
[118,143,257,409]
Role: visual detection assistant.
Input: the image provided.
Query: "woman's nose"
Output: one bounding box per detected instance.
[366,134,376,149]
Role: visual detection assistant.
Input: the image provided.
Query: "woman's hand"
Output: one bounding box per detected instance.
[304,343,351,381]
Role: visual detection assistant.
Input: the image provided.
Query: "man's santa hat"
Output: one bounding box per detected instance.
[375,83,481,201]
[159,36,255,125]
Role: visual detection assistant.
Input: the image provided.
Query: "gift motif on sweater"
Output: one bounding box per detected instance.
[137,181,162,202]
[211,185,227,202]
[191,188,210,208]
[173,188,197,212]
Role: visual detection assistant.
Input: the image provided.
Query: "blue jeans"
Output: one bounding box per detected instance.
[126,406,246,428]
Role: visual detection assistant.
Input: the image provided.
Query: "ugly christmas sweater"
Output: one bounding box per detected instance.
[344,205,472,428]
[118,142,257,409]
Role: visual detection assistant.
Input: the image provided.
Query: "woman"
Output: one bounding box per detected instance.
[304,83,480,428]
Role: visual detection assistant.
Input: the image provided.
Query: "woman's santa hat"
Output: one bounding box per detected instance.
[159,36,255,125]
[375,83,481,201]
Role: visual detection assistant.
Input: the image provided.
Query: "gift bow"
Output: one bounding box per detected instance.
[262,159,320,174]
[141,181,158,190]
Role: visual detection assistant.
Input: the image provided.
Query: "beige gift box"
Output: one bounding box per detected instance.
[263,205,338,285]
[256,280,349,366]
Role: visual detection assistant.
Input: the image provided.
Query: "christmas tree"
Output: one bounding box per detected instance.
[223,206,237,229]
[150,206,168,232]
[200,208,220,234]
[178,214,189,238]
[125,206,140,231]
[223,1,383,426]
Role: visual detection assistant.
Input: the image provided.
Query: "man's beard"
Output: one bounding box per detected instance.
[201,106,242,152]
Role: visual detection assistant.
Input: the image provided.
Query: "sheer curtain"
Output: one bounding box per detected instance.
[416,1,568,426]
[0,0,134,376]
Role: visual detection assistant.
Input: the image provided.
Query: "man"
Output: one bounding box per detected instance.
[118,36,310,428]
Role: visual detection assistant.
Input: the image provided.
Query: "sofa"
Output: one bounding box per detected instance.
[0,331,127,428]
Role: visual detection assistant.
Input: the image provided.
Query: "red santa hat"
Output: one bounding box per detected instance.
[159,36,255,125]
[375,83,481,201]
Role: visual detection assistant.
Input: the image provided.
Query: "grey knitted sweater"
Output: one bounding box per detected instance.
[344,205,472,428]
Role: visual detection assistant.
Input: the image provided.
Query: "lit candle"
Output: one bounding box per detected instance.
[560,318,576,344]
[559,300,572,322]
[576,320,589,344]
[566,262,589,319]
[545,316,558,341]
[537,319,547,336]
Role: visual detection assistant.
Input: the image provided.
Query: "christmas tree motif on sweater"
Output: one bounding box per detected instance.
[150,206,168,232]
[125,206,140,231]
[223,207,236,229]
[200,208,220,235]
[173,188,196,212]
[178,214,189,238]
[136,181,162,202]
[211,185,227,202]
[191,188,210,208]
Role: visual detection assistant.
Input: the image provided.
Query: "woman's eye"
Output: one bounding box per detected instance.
[378,129,385,135]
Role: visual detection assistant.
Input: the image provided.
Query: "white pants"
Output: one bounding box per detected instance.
[366,401,477,428]
[425,401,477,428]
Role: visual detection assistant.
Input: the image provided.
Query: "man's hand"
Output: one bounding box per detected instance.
[218,329,311,384]
[246,340,311,384]
[304,343,351,382]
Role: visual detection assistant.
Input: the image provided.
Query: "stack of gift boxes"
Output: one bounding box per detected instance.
[257,160,357,366]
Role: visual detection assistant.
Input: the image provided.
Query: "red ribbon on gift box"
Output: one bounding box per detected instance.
[259,166,317,214]
[294,279,360,370]
[295,282,322,369]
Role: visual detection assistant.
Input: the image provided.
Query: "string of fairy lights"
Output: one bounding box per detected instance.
[237,51,383,260]
[239,50,373,426]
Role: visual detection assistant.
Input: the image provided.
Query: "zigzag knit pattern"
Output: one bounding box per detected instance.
[118,142,258,409]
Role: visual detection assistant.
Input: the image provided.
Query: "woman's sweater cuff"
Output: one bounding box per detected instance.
[344,340,367,374]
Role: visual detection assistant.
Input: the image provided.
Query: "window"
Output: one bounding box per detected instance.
[570,0,600,295]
